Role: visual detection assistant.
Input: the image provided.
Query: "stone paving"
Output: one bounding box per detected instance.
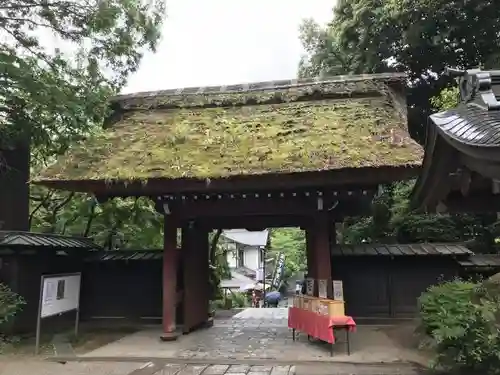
[153,363,294,375]
[1,308,428,375]
[0,360,146,375]
[83,308,427,364]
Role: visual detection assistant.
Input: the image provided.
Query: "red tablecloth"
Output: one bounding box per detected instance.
[288,307,356,344]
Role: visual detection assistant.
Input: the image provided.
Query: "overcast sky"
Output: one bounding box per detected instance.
[122,0,336,94]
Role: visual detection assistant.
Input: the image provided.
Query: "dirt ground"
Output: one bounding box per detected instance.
[0,325,138,358]
[382,320,434,361]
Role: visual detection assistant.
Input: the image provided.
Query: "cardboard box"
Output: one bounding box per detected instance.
[293,295,304,308]
[310,297,320,313]
[318,299,345,317]
[303,297,311,311]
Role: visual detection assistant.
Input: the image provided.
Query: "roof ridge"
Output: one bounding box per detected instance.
[0,230,94,242]
[113,72,406,102]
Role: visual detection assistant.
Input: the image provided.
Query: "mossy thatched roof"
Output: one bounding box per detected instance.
[37,73,423,182]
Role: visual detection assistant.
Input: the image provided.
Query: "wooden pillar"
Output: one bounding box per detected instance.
[197,228,210,325]
[306,213,333,297]
[161,218,179,341]
[182,223,210,334]
[314,213,333,282]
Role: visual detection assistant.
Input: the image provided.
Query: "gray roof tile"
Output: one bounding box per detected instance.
[331,243,471,257]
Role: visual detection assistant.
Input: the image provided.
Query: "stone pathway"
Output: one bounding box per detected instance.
[1,308,428,375]
[154,363,294,375]
[79,308,427,364]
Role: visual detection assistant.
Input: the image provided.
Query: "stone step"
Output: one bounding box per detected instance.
[294,363,425,375]
[152,363,295,375]
[147,362,425,375]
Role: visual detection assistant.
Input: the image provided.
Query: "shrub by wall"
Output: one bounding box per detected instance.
[418,278,500,374]
[0,283,25,340]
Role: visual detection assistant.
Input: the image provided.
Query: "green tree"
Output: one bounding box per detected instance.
[1,0,165,154]
[300,1,500,251]
[29,188,165,249]
[299,0,500,143]
[1,0,166,231]
[269,228,306,280]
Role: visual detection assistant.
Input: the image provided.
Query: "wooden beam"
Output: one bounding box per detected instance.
[156,195,374,229]
[163,194,333,218]
[198,215,309,230]
[37,166,419,196]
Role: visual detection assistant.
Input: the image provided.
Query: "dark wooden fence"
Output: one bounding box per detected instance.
[80,258,163,322]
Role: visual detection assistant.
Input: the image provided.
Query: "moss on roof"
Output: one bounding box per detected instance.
[38,91,423,182]
[112,76,395,110]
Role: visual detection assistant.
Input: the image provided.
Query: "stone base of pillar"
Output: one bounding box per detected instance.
[160,330,180,341]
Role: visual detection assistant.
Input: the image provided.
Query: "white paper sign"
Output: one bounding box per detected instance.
[43,280,56,305]
[332,280,344,301]
[40,274,81,318]
[318,279,327,299]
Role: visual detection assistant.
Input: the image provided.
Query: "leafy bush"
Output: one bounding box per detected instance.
[0,283,25,350]
[0,283,25,327]
[418,278,477,337]
[211,291,249,310]
[418,278,500,374]
[212,299,225,310]
[231,292,249,308]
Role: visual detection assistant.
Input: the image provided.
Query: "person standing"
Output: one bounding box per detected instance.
[295,280,301,295]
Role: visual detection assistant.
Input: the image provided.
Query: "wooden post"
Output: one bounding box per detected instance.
[161,218,179,341]
[183,223,211,334]
[312,213,333,296]
[315,213,332,280]
[198,227,210,326]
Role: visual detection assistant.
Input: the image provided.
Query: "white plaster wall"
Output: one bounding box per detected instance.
[243,246,260,271]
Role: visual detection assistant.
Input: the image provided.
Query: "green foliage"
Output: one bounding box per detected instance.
[30,186,164,249]
[230,292,249,308]
[431,87,460,111]
[269,228,306,276]
[341,181,496,248]
[299,0,500,143]
[213,292,249,310]
[1,0,165,156]
[0,283,25,326]
[298,18,356,78]
[418,279,477,337]
[418,278,500,373]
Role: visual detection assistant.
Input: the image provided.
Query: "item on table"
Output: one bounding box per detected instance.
[318,279,327,298]
[332,280,344,301]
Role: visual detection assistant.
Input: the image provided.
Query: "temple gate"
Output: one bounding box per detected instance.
[34,73,422,339]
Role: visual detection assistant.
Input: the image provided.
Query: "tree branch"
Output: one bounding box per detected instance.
[82,202,97,237]
[28,190,53,228]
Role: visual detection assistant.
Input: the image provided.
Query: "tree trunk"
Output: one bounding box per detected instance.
[0,143,30,231]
